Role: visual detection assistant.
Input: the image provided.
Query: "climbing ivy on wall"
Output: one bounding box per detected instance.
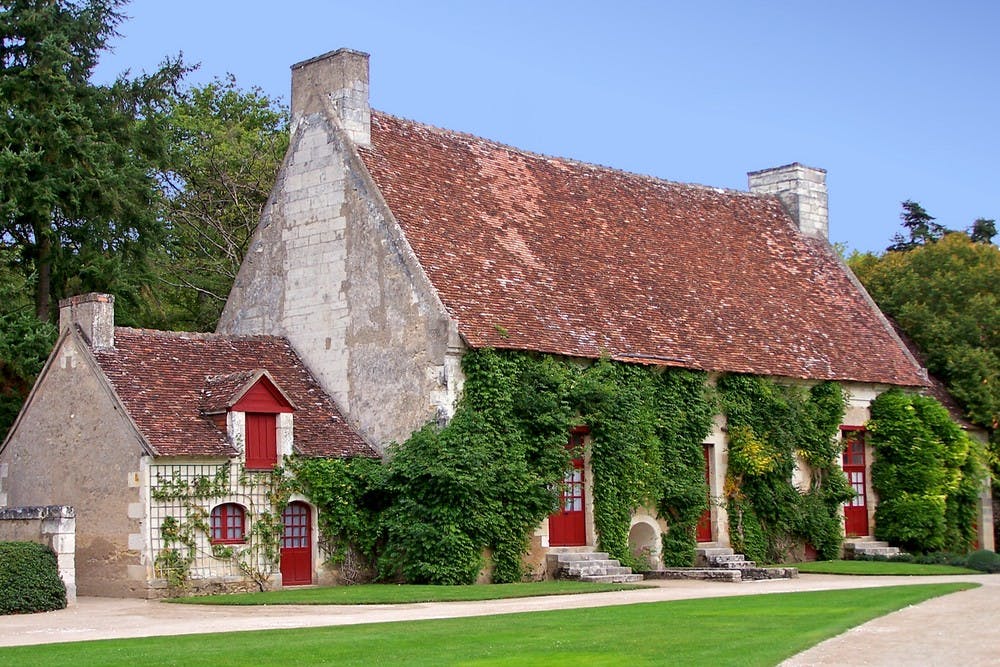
[718,375,853,563]
[150,463,295,591]
[288,456,386,582]
[573,360,715,569]
[868,388,987,553]
[378,350,715,584]
[380,351,575,585]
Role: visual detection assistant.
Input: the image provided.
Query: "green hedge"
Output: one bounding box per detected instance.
[0,542,67,614]
[869,389,987,553]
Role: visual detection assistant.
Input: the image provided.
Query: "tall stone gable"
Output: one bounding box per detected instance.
[218,50,464,451]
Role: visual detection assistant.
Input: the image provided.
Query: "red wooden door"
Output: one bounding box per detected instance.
[696,444,713,542]
[549,432,586,546]
[842,430,869,537]
[280,502,312,585]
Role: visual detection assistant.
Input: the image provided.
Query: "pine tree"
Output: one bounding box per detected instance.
[0,0,187,321]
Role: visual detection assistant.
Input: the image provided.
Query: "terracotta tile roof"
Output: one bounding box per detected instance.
[358,112,927,387]
[92,329,375,458]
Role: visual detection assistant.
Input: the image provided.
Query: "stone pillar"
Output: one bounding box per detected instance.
[41,507,77,604]
[0,505,77,605]
[748,163,829,240]
[291,48,371,147]
[59,293,115,349]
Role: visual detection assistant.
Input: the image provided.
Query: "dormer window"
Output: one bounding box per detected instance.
[203,370,296,472]
[245,413,278,469]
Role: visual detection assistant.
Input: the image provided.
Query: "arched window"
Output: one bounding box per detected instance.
[210,503,246,544]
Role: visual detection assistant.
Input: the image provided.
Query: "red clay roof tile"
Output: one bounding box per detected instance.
[359,112,927,387]
[92,329,374,459]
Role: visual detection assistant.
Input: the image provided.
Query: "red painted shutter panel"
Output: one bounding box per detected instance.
[246,413,278,469]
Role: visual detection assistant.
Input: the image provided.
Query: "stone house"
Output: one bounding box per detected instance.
[217,47,994,565]
[2,48,993,597]
[0,293,375,597]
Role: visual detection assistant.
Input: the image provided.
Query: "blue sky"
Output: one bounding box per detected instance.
[94,1,999,253]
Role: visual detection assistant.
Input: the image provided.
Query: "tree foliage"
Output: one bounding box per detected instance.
[886,200,948,253]
[868,389,986,553]
[0,0,187,322]
[146,76,288,331]
[849,232,999,468]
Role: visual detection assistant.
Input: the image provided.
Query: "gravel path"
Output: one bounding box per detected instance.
[1,573,996,664]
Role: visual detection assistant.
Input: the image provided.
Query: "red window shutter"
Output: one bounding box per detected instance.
[245,412,278,470]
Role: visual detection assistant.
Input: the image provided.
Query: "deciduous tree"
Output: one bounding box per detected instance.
[145,76,288,331]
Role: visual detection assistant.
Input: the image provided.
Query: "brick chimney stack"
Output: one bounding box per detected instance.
[291,48,371,147]
[748,163,828,240]
[59,293,115,349]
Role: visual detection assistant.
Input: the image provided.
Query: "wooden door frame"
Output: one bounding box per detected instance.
[841,427,870,537]
[280,500,313,586]
[548,428,589,547]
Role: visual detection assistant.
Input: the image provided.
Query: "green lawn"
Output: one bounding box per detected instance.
[794,560,980,576]
[1,583,973,666]
[168,581,648,605]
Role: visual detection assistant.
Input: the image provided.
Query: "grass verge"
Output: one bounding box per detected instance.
[167,581,649,605]
[0,583,974,666]
[794,560,979,576]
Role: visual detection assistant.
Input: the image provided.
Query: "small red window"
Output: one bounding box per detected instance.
[210,503,246,544]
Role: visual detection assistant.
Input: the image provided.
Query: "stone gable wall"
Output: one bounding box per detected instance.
[219,112,462,451]
[0,334,148,597]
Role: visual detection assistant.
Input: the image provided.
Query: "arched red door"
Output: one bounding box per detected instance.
[280,502,312,586]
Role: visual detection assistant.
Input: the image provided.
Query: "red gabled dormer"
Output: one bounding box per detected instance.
[202,370,297,470]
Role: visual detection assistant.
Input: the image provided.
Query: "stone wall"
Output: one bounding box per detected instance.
[0,505,76,604]
[0,333,149,597]
[219,53,463,451]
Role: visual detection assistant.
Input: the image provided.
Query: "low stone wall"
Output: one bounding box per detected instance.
[0,505,76,604]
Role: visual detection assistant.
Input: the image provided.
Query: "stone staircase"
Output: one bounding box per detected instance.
[646,544,797,583]
[547,549,645,584]
[843,539,904,559]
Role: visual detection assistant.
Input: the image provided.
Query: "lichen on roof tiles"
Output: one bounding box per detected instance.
[358,111,926,387]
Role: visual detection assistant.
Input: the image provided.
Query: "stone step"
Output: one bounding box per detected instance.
[580,573,645,584]
[711,560,757,569]
[646,568,742,582]
[645,566,799,583]
[844,540,890,550]
[695,547,735,557]
[707,553,747,564]
[843,540,904,559]
[549,551,611,563]
[564,562,629,576]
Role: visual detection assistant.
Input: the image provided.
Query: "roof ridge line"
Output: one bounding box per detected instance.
[369,109,763,199]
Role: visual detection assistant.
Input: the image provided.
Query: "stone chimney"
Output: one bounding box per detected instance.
[291,48,371,147]
[748,163,828,240]
[59,293,114,349]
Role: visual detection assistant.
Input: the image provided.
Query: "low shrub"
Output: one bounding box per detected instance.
[0,541,67,614]
[854,549,998,571]
[965,549,1000,573]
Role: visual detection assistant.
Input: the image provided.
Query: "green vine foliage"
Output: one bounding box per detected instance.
[573,360,714,568]
[377,350,714,583]
[868,389,987,553]
[719,375,852,562]
[380,350,574,584]
[288,456,386,574]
